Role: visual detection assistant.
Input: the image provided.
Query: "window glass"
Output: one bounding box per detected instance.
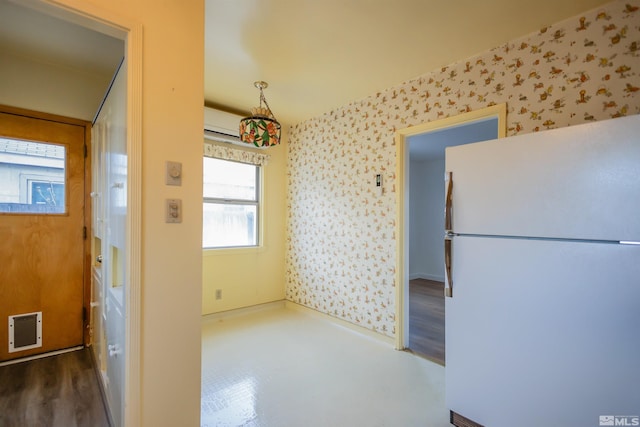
[203,157,256,200]
[203,157,259,248]
[0,138,66,214]
[203,203,257,248]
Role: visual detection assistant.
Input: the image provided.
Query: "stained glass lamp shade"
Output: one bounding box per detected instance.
[239,81,281,147]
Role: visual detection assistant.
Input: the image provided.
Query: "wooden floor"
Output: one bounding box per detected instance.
[408,279,445,365]
[0,348,110,427]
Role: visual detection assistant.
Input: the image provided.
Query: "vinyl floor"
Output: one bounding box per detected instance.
[201,303,449,427]
[0,348,110,427]
[408,279,446,365]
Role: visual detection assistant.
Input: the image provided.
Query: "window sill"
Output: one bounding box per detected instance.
[203,245,266,256]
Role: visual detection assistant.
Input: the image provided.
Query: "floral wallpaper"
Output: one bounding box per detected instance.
[286,0,640,337]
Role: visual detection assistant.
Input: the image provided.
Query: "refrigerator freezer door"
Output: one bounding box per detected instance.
[446,236,640,427]
[445,115,640,242]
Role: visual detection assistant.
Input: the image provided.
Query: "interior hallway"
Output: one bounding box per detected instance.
[201,303,448,427]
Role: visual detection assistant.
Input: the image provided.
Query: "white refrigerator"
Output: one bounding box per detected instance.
[444,114,640,427]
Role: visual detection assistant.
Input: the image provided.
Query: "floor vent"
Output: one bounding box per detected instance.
[9,312,42,353]
[451,410,485,427]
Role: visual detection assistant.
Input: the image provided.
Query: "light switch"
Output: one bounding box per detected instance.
[166,199,182,223]
[375,174,383,196]
[166,161,182,186]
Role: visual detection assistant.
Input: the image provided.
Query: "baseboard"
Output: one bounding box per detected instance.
[201,300,286,323]
[0,346,83,367]
[284,301,395,348]
[409,273,445,282]
[202,300,396,348]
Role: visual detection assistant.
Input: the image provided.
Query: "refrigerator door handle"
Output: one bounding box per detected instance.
[444,236,453,298]
[445,171,453,232]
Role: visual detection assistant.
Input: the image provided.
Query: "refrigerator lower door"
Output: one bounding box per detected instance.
[446,236,640,427]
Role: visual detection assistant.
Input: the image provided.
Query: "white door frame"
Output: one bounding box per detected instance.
[394,104,507,351]
[36,1,142,424]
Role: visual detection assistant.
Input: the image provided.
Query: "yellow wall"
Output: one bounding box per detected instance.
[202,128,288,314]
[51,0,204,425]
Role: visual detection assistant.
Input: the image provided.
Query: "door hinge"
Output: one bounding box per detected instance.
[83,226,87,240]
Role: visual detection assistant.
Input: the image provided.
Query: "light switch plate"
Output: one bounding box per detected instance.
[375,173,383,196]
[166,199,182,223]
[166,161,182,186]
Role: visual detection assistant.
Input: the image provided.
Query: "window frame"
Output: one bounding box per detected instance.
[202,156,261,249]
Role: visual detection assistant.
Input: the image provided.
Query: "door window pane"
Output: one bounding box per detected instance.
[0,138,66,214]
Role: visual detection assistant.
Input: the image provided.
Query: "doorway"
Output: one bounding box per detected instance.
[395,104,507,362]
[0,1,143,424]
[0,107,90,362]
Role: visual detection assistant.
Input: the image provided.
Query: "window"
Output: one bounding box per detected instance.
[203,157,259,248]
[0,138,66,214]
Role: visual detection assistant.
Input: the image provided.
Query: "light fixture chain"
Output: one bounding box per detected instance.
[259,88,275,118]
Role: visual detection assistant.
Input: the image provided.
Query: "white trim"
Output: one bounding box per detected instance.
[0,346,83,367]
[395,104,507,350]
[125,20,143,427]
[202,300,395,348]
[202,300,286,323]
[408,273,445,282]
[38,2,142,425]
[284,301,395,348]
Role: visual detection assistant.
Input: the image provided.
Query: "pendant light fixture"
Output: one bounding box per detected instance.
[239,81,281,147]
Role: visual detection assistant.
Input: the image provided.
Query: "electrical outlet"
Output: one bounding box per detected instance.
[215,289,222,300]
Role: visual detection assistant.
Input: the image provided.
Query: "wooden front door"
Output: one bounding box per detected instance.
[0,106,89,362]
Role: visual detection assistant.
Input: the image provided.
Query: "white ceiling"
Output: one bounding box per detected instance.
[1,0,613,129]
[204,0,612,128]
[0,0,123,78]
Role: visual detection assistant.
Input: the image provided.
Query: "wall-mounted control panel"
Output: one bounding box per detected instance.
[166,199,182,223]
[375,173,383,196]
[165,161,182,186]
